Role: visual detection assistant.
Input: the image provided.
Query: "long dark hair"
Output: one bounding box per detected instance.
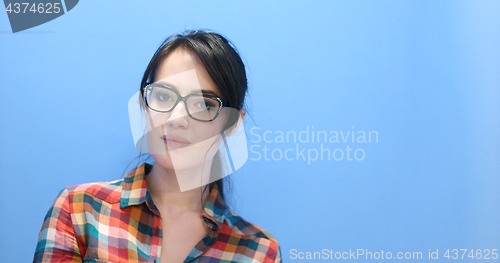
[138,29,248,202]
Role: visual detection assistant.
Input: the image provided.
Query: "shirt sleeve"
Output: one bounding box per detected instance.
[33,188,83,263]
[274,244,282,263]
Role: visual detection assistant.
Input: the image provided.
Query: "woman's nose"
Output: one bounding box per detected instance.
[165,100,189,129]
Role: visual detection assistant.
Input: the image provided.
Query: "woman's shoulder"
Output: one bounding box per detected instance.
[59,178,124,205]
[218,210,282,261]
[223,209,279,245]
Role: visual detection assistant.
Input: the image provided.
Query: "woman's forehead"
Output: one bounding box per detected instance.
[155,49,221,96]
[155,69,200,92]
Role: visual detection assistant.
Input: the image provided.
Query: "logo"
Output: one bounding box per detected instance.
[3,0,79,33]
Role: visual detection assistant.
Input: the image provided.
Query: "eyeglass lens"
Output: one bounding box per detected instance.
[145,86,220,121]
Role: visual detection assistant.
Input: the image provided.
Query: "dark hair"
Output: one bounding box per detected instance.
[139,29,248,201]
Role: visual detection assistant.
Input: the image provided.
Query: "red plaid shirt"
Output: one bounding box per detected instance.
[33,162,281,263]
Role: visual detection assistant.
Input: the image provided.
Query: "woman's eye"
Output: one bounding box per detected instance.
[196,100,216,110]
[156,93,173,102]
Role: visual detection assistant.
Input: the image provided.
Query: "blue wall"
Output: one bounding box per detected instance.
[1,1,499,262]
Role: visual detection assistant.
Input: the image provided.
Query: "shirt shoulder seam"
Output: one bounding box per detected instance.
[65,179,124,204]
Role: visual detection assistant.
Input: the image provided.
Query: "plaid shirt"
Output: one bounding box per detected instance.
[33,163,281,263]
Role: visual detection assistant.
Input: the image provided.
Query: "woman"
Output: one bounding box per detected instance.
[33,30,281,263]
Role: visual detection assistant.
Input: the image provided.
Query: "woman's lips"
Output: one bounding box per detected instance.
[162,135,191,149]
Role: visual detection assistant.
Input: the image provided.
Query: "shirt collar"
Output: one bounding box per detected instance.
[120,162,227,230]
[201,181,227,230]
[119,162,151,208]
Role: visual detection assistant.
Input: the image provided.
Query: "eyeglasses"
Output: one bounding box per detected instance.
[143,83,228,122]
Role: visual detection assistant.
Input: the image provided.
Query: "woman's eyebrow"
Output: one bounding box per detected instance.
[156,81,176,88]
[155,81,221,97]
[200,90,221,97]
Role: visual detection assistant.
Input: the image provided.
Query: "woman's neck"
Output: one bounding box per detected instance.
[145,162,210,213]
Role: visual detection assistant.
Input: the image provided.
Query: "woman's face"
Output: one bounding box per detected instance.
[144,48,232,180]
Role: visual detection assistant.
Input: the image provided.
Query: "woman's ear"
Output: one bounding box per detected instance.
[239,109,246,121]
[225,109,245,137]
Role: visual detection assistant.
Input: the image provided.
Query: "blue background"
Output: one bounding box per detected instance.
[1,1,499,262]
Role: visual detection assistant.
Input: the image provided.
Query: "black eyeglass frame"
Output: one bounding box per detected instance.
[142,83,228,122]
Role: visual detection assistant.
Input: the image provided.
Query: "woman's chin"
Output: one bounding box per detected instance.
[150,151,197,172]
[150,152,174,169]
